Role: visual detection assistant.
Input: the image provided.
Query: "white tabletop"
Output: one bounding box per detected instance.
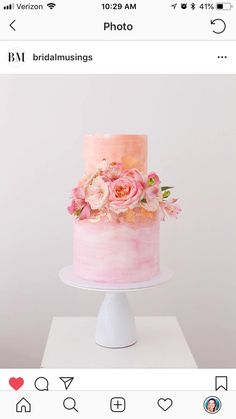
[41,316,197,368]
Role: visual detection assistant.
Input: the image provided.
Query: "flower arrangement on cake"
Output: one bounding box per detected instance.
[68,159,181,223]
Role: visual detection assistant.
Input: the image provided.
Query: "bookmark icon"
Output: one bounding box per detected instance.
[215,376,228,391]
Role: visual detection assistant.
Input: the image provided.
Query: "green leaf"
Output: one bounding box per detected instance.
[161,186,174,192]
[75,209,82,217]
[163,190,171,199]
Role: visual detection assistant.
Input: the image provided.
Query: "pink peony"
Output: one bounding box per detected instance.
[109,177,144,213]
[160,198,181,220]
[85,176,109,210]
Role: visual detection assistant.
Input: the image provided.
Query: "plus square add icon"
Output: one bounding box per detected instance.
[110,397,126,413]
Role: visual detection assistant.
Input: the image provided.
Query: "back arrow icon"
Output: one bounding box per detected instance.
[211,18,226,34]
[10,20,16,31]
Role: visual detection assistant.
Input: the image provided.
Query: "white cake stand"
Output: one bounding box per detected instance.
[60,266,172,349]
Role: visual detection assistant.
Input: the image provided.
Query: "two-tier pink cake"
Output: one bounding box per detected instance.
[68,134,180,284]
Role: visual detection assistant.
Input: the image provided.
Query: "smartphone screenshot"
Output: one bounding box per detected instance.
[0,0,235,417]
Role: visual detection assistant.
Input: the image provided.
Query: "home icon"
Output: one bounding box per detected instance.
[16,398,31,413]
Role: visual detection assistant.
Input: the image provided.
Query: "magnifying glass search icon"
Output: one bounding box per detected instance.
[63,397,78,412]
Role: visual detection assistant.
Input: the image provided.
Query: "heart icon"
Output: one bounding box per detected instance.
[9,377,24,391]
[157,398,173,411]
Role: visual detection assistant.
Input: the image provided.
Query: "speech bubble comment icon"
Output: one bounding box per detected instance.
[34,377,49,391]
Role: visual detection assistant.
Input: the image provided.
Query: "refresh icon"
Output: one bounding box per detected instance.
[211,18,226,34]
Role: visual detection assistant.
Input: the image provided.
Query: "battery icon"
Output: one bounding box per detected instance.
[216,2,233,9]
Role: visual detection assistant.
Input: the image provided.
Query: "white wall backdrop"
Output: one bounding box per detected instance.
[0,75,236,368]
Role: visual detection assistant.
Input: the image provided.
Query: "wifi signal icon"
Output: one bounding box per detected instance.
[47,2,56,9]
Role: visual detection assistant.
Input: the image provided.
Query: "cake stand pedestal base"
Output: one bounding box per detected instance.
[96,292,136,348]
[59,266,172,349]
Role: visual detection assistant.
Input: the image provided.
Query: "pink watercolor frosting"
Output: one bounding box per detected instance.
[84,134,147,173]
[73,218,160,283]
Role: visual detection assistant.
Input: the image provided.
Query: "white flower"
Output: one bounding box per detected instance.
[85,176,109,210]
[97,159,109,172]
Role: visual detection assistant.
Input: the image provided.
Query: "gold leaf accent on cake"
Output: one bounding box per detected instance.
[121,208,158,224]
[121,156,139,170]
[123,209,136,223]
[139,208,157,220]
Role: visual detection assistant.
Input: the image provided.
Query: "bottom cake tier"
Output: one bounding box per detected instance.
[73,218,160,283]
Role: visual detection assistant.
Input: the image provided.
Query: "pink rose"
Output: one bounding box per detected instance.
[109,177,143,213]
[123,168,145,186]
[160,198,181,221]
[85,176,109,210]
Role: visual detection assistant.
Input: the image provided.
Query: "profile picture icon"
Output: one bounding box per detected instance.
[203,397,221,414]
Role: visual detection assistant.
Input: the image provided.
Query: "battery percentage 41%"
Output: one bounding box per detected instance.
[199,3,215,8]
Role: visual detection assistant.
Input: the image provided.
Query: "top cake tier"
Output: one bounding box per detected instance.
[84,134,147,173]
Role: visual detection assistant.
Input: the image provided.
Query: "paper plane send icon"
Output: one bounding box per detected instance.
[60,377,74,390]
